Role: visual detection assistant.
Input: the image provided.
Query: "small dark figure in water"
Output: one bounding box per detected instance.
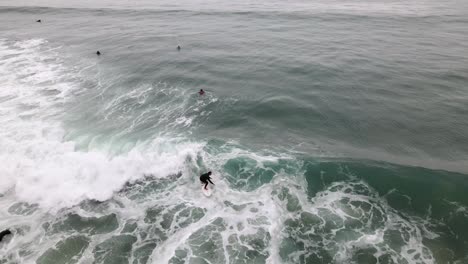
[198,89,205,96]
[200,171,214,190]
[36,19,41,23]
[177,45,181,51]
[96,51,101,56]
[0,229,12,242]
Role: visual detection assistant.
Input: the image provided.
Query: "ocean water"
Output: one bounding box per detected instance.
[1,0,468,263]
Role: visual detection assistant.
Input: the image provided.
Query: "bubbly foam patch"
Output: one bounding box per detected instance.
[276,179,437,264]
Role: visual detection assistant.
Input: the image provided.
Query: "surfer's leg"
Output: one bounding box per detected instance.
[204,182,209,190]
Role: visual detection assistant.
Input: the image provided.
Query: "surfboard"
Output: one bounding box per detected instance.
[202,186,212,197]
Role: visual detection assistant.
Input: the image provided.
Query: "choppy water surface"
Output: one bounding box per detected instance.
[0,0,468,263]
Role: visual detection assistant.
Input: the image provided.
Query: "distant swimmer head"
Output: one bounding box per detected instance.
[96,51,101,56]
[198,89,205,95]
[177,45,181,50]
[36,19,41,23]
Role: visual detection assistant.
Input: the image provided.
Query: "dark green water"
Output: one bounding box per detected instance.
[0,0,467,263]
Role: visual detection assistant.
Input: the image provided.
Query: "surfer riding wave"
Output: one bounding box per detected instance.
[199,171,214,190]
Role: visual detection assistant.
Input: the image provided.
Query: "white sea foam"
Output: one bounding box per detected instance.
[278,178,437,264]
[0,39,203,210]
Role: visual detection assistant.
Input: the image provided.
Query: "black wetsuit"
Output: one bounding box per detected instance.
[0,229,12,242]
[200,172,214,189]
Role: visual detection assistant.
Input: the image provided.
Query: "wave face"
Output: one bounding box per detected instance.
[1,1,468,263]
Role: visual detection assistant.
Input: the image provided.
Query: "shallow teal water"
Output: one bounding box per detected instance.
[0,0,468,263]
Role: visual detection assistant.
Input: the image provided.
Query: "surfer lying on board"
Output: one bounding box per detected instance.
[200,171,214,190]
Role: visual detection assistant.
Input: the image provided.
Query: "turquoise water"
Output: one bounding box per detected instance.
[0,0,468,263]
